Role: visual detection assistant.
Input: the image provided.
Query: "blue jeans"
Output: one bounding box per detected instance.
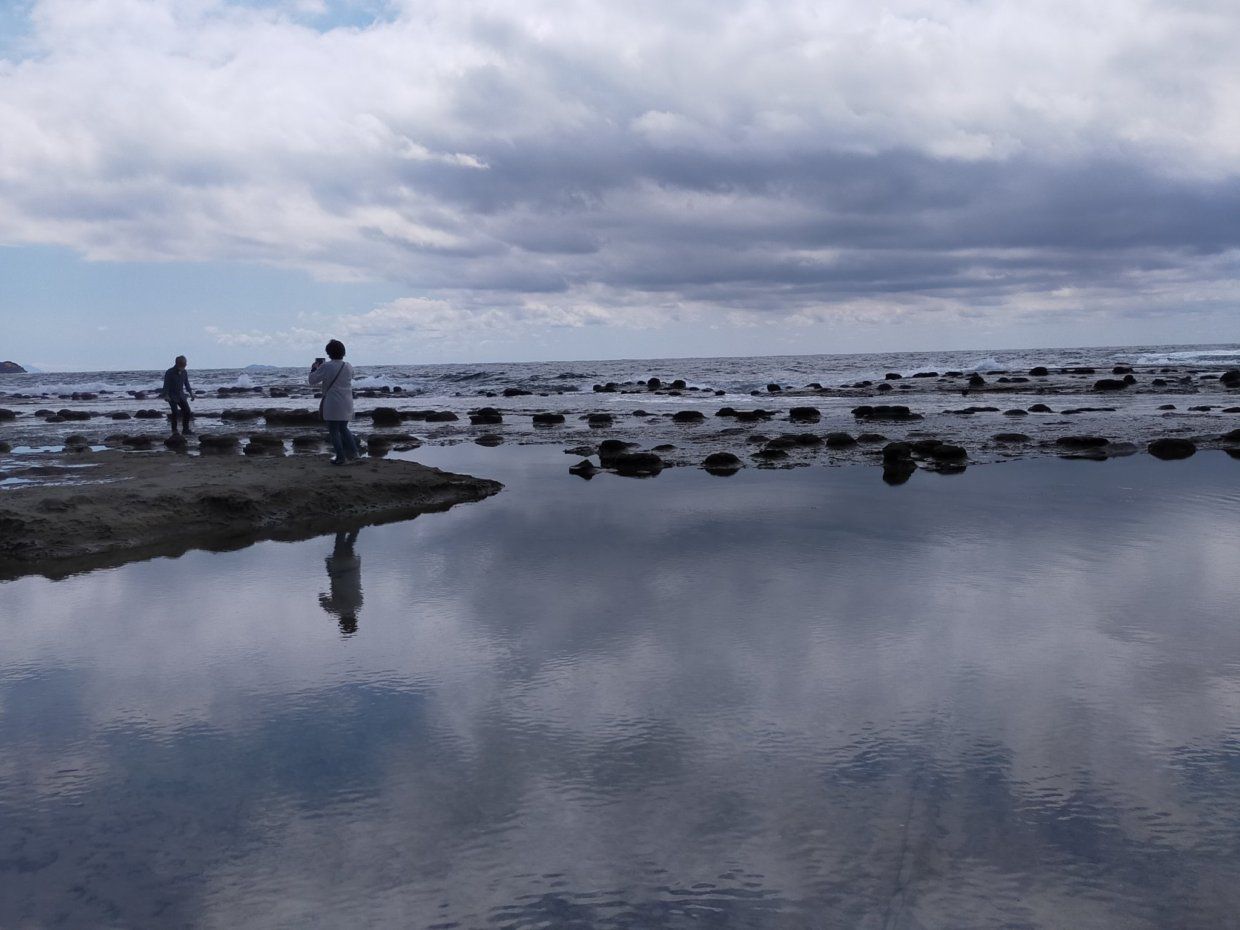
[326,420,359,461]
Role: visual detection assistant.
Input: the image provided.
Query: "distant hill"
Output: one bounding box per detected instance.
[244,364,279,371]
[0,360,26,374]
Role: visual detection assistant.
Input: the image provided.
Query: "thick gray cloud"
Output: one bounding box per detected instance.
[1,0,1238,351]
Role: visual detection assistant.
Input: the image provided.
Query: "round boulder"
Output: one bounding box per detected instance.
[1148,438,1196,460]
[613,452,663,476]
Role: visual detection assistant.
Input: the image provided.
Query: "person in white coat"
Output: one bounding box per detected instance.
[309,339,361,465]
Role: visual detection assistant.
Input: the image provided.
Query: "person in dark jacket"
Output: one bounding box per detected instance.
[162,355,194,436]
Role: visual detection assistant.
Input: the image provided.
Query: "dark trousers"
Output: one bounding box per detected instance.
[326,420,359,461]
[167,397,192,433]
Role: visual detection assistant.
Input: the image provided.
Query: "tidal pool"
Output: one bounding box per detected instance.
[3,448,1240,928]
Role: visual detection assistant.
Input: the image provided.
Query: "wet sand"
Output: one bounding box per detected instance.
[0,453,501,580]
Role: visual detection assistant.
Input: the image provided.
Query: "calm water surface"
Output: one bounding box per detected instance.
[3,449,1240,929]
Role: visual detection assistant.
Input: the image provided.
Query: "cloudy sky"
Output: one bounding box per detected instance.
[2,0,1239,370]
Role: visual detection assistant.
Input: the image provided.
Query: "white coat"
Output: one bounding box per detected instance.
[309,360,355,421]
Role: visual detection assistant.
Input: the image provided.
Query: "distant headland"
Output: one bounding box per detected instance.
[0,361,27,374]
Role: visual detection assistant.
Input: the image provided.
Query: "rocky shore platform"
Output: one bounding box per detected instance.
[3,356,1240,484]
[0,453,501,580]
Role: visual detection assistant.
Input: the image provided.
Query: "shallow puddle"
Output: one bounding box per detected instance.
[3,449,1240,927]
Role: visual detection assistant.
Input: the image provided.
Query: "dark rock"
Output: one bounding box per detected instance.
[469,407,503,425]
[598,439,637,466]
[1122,374,1137,385]
[1152,378,1168,386]
[672,410,705,423]
[57,409,92,421]
[1004,409,1028,416]
[857,432,886,443]
[1220,369,1240,387]
[370,407,402,427]
[1068,367,1097,374]
[764,436,800,450]
[1027,404,1053,413]
[109,411,132,420]
[198,434,240,453]
[1221,429,1240,444]
[1188,405,1213,412]
[425,411,458,422]
[1056,436,1110,449]
[1028,366,1049,376]
[0,441,10,453]
[824,432,857,448]
[243,435,285,455]
[586,413,614,427]
[163,434,188,451]
[993,433,1030,443]
[766,383,782,393]
[1158,404,1176,410]
[929,443,967,462]
[365,436,392,456]
[703,452,742,473]
[1112,365,1134,374]
[614,452,663,476]
[474,433,504,447]
[752,447,788,461]
[221,408,263,421]
[882,441,913,463]
[1148,438,1196,460]
[734,409,773,423]
[885,372,902,380]
[882,460,917,485]
[532,412,566,426]
[852,404,922,422]
[502,387,531,397]
[788,406,821,422]
[568,459,599,479]
[671,379,687,390]
[876,383,893,392]
[1093,378,1128,391]
[967,374,986,387]
[715,407,738,417]
[0,408,16,420]
[0,361,27,373]
[264,408,320,426]
[121,436,155,450]
[911,371,938,378]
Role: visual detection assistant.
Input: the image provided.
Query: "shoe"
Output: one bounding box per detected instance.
[330,457,346,466]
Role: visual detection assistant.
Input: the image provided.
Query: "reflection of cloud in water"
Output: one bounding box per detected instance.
[3,453,1240,926]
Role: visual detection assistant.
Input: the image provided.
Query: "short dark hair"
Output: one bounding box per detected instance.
[325,340,346,360]
[175,355,187,366]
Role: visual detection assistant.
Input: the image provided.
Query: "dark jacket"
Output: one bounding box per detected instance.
[163,366,192,401]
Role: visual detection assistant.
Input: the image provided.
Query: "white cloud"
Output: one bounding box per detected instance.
[2,0,1240,336]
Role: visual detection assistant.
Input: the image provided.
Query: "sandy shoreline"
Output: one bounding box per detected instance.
[0,452,501,580]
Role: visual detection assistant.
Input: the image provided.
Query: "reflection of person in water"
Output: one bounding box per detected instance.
[320,529,363,635]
